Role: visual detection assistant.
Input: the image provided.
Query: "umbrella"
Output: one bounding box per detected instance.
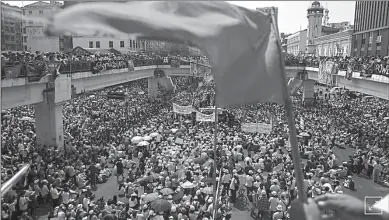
[20,116,34,122]
[143,136,152,141]
[181,181,196,189]
[143,192,159,203]
[150,199,171,212]
[184,120,191,124]
[150,132,159,137]
[172,191,184,201]
[175,132,184,137]
[131,136,144,144]
[89,95,96,98]
[143,173,159,182]
[160,188,174,196]
[384,117,389,120]
[364,114,372,118]
[201,177,213,183]
[300,132,310,137]
[137,141,150,146]
[193,157,208,165]
[201,187,213,195]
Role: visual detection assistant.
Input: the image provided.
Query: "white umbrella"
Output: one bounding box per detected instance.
[137,141,150,146]
[20,116,34,122]
[150,132,159,137]
[131,136,144,144]
[181,181,196,189]
[171,128,178,133]
[143,136,152,141]
[300,132,310,137]
[89,95,96,98]
[364,114,372,118]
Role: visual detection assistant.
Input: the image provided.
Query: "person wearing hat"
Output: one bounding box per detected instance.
[269,191,279,218]
[272,204,286,220]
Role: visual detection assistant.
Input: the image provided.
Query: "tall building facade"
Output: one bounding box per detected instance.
[1,2,23,51]
[306,1,324,53]
[22,1,72,52]
[352,1,389,56]
[285,29,308,55]
[72,36,145,53]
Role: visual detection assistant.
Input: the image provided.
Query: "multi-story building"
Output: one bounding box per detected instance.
[22,1,72,52]
[281,33,291,52]
[1,2,23,51]
[72,36,145,53]
[352,1,389,56]
[315,29,353,57]
[285,29,307,55]
[306,1,340,54]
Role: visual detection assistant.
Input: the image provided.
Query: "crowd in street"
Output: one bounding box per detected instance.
[2,52,389,220]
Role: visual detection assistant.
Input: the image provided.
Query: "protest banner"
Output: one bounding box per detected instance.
[241,122,272,134]
[257,123,272,134]
[196,111,215,122]
[128,60,135,71]
[241,123,258,133]
[190,62,211,77]
[318,61,336,85]
[172,103,193,115]
[345,65,353,80]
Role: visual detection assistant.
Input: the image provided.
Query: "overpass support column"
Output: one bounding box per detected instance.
[148,77,158,99]
[35,97,64,148]
[34,76,72,149]
[302,79,315,106]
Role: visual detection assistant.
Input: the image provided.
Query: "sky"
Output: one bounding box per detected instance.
[3,1,355,34]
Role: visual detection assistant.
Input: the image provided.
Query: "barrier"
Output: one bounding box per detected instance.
[1,164,30,196]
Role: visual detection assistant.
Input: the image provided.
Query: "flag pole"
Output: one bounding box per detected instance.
[212,99,219,216]
[270,8,307,203]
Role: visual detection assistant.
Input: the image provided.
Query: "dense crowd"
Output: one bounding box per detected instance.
[2,63,389,220]
[1,51,193,80]
[284,54,389,77]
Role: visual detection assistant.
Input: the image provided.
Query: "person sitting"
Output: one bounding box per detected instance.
[343,176,355,190]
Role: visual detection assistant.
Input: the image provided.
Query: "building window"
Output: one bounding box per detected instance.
[39,10,43,15]
[132,40,135,49]
[96,41,100,48]
[29,20,33,24]
[109,41,113,48]
[130,40,132,48]
[29,10,32,15]
[23,36,27,42]
[120,41,124,48]
[23,28,26,34]
[89,41,93,48]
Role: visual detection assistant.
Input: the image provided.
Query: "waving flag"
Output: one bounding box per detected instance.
[46,1,286,108]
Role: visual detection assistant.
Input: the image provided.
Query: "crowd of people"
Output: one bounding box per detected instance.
[284,54,389,77]
[2,50,389,220]
[1,51,193,80]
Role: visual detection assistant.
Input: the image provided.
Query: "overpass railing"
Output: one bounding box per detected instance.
[1,58,191,80]
[284,60,389,78]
